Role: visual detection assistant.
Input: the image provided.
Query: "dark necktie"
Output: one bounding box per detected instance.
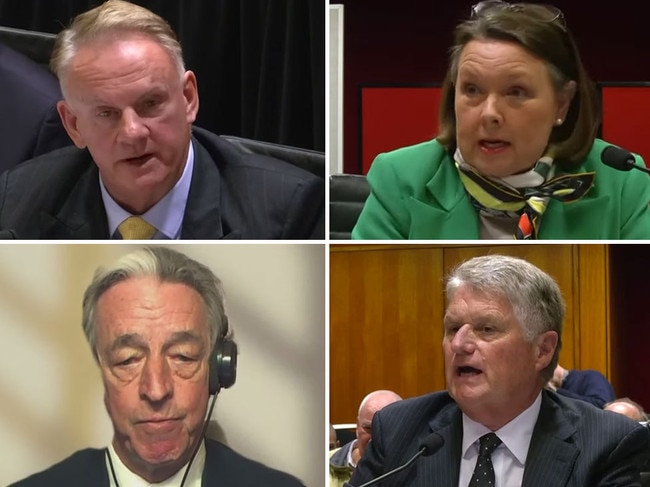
[470,432,502,486]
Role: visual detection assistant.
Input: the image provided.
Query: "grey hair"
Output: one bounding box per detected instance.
[51,0,185,89]
[445,254,564,381]
[82,246,229,361]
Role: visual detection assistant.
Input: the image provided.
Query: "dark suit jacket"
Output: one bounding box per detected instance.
[9,438,304,487]
[557,369,616,409]
[0,126,324,239]
[350,390,650,487]
[0,42,72,174]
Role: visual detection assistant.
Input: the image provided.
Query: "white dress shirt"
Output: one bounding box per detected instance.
[458,393,542,487]
[346,439,359,468]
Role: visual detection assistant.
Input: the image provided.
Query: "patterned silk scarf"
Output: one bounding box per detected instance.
[454,149,595,239]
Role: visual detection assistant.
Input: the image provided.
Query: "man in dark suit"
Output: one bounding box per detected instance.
[0,0,323,240]
[10,246,304,486]
[0,42,72,174]
[349,255,650,486]
[548,364,616,409]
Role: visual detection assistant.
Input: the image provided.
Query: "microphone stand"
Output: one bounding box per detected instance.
[355,446,428,487]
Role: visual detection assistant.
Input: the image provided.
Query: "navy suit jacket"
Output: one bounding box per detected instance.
[557,369,616,408]
[350,390,650,487]
[9,438,304,487]
[0,42,72,173]
[0,126,324,239]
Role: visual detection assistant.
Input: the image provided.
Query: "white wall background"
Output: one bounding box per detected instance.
[0,243,325,487]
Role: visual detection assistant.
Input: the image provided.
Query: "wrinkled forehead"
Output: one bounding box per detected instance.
[62,32,179,86]
[446,281,509,305]
[95,277,209,336]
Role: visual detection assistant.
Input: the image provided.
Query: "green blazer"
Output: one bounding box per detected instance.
[352,138,650,239]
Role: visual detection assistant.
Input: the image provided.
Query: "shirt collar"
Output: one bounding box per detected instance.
[346,439,358,468]
[106,440,205,487]
[461,392,542,466]
[100,141,194,239]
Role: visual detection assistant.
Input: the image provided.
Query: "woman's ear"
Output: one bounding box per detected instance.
[556,80,577,122]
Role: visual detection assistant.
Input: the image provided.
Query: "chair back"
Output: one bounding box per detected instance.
[333,423,357,446]
[641,471,650,487]
[0,26,56,67]
[220,135,324,179]
[329,174,370,239]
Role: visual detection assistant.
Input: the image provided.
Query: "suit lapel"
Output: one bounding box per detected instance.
[541,193,612,238]
[40,163,109,238]
[180,138,233,239]
[406,402,463,486]
[73,448,111,487]
[406,157,479,239]
[522,392,579,487]
[521,164,612,238]
[411,392,580,487]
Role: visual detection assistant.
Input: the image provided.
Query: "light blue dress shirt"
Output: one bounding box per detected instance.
[101,142,194,240]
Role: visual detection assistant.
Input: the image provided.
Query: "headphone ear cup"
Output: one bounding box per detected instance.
[209,338,238,395]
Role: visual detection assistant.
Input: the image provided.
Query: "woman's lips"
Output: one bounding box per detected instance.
[479,140,509,153]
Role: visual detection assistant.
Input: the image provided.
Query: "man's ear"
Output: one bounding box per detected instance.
[182,70,199,125]
[535,330,559,371]
[57,100,87,149]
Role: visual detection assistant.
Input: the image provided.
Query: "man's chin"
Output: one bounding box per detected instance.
[135,440,187,467]
[449,381,488,402]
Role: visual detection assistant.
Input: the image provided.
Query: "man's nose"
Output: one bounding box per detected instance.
[139,356,173,403]
[450,324,476,354]
[117,107,149,142]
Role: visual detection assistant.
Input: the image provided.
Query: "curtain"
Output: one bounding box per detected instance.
[0,0,324,151]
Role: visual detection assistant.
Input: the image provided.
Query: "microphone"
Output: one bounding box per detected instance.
[601,146,650,175]
[352,433,444,487]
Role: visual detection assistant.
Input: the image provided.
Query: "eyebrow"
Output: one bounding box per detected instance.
[88,87,167,108]
[457,65,533,80]
[109,331,205,353]
[443,311,503,324]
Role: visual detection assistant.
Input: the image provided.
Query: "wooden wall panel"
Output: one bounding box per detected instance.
[573,245,610,374]
[330,246,444,423]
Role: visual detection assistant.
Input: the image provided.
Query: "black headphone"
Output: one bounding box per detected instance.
[208,317,238,395]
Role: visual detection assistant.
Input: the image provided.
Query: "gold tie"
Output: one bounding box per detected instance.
[118,216,157,240]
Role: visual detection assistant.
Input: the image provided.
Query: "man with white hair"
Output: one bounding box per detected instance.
[11,246,304,486]
[350,255,650,486]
